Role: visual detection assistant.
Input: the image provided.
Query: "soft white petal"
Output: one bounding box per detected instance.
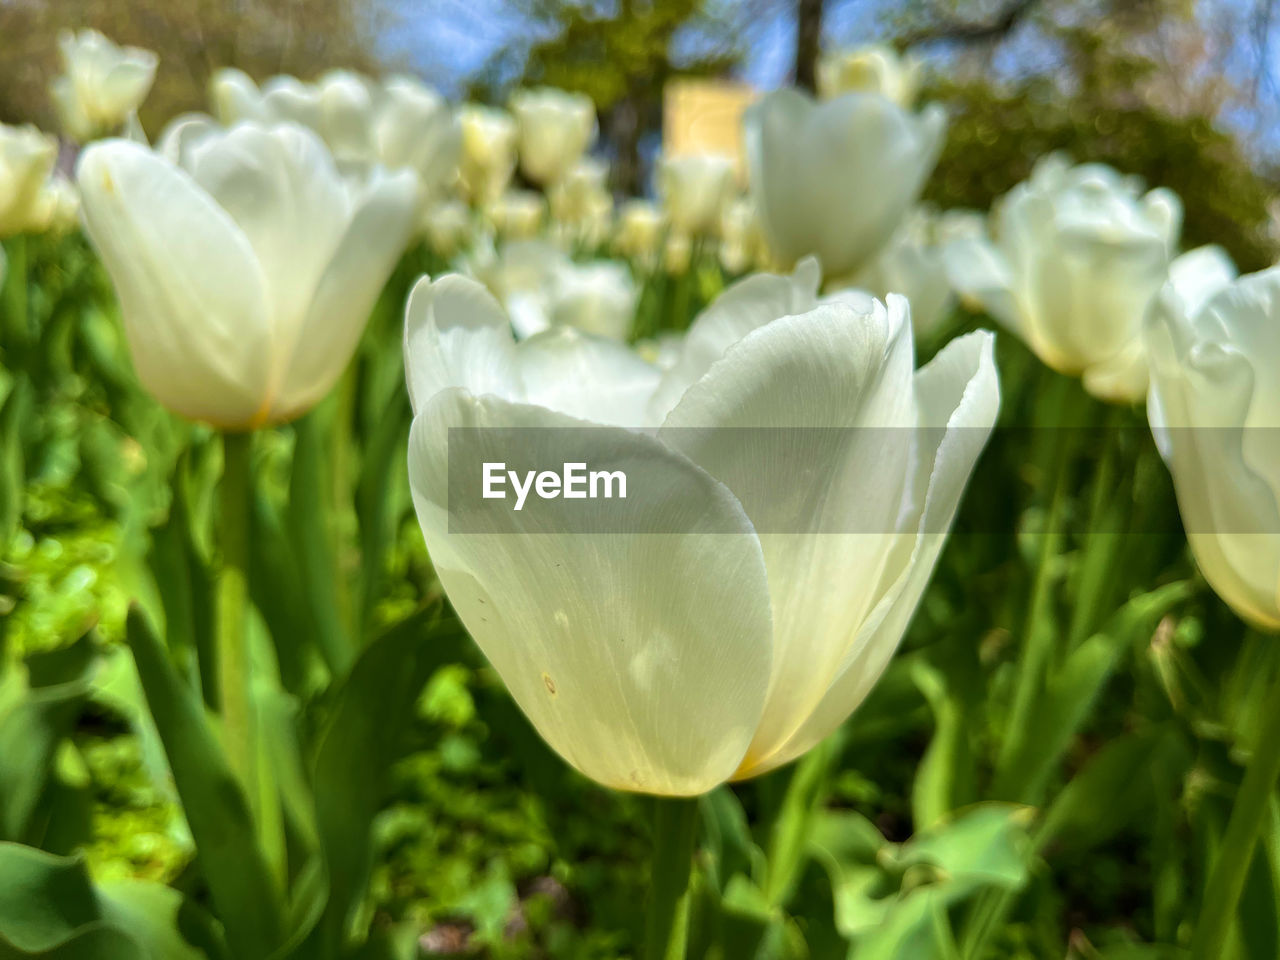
[408,390,773,794]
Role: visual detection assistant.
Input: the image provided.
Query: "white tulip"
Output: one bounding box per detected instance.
[209,69,460,198]
[744,88,946,280]
[51,29,157,143]
[817,44,922,107]
[510,87,597,186]
[423,199,472,258]
[77,123,420,428]
[849,207,983,340]
[485,190,546,240]
[31,176,82,236]
[613,199,665,264]
[545,261,637,340]
[403,260,999,793]
[459,105,518,204]
[719,197,767,274]
[944,155,1218,403]
[658,153,736,238]
[0,125,59,237]
[1145,257,1280,631]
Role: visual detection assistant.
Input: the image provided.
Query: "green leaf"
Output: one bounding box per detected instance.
[303,605,469,953]
[0,842,222,960]
[125,607,284,958]
[896,803,1034,893]
[0,375,30,549]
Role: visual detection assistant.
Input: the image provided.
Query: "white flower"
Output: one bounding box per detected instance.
[613,199,666,264]
[0,125,59,237]
[945,155,1216,403]
[744,88,946,280]
[485,190,546,240]
[817,44,922,107]
[77,123,420,428]
[424,199,472,258]
[510,87,597,186]
[1145,255,1280,630]
[403,260,1000,793]
[719,197,767,274]
[459,104,518,204]
[850,207,983,340]
[659,153,736,238]
[209,68,460,198]
[51,29,158,142]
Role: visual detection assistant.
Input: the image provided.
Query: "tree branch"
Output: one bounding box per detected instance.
[898,0,1040,48]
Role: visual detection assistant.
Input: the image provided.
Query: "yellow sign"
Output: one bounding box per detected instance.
[663,79,759,178]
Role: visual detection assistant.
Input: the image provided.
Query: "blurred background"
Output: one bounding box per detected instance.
[2,0,1278,268]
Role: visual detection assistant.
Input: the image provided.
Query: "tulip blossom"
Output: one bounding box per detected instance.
[485,190,546,240]
[77,123,419,428]
[423,199,472,258]
[944,155,1223,403]
[404,260,999,793]
[851,207,983,340]
[719,197,768,274]
[744,88,946,281]
[817,44,922,107]
[51,29,158,143]
[509,87,597,186]
[0,124,59,237]
[459,105,518,204]
[210,68,460,199]
[614,199,666,265]
[1145,256,1280,630]
[658,153,736,238]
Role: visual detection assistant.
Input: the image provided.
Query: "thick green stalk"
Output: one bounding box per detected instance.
[2,235,29,358]
[644,795,701,960]
[1065,406,1124,651]
[1191,658,1280,960]
[217,432,258,814]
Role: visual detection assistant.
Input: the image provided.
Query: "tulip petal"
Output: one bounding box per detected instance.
[404,274,521,414]
[407,390,773,794]
[274,167,420,420]
[744,329,1000,775]
[77,140,271,426]
[650,259,821,420]
[516,328,661,428]
[660,295,919,766]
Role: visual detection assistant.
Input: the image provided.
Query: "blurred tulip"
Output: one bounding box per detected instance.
[77,123,420,428]
[486,190,546,240]
[403,261,999,793]
[744,88,945,280]
[510,87,597,186]
[665,229,693,275]
[33,176,82,236]
[614,199,665,264]
[424,199,472,258]
[459,105,518,204]
[549,158,613,248]
[1146,257,1280,630]
[544,261,637,340]
[659,154,736,238]
[51,29,158,142]
[945,155,1219,403]
[817,44,921,107]
[210,68,460,199]
[719,197,768,274]
[850,207,983,340]
[0,125,59,237]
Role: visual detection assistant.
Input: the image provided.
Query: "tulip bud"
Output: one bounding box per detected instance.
[459,105,518,205]
[817,45,922,108]
[658,153,736,238]
[486,190,546,240]
[1146,258,1280,631]
[51,29,158,143]
[744,88,946,280]
[424,199,472,259]
[0,124,59,238]
[510,87,597,187]
[614,199,666,265]
[77,123,420,428]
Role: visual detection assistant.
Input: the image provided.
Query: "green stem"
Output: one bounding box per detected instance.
[1065,406,1125,651]
[1191,658,1280,960]
[217,432,257,812]
[644,795,701,960]
[2,235,29,359]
